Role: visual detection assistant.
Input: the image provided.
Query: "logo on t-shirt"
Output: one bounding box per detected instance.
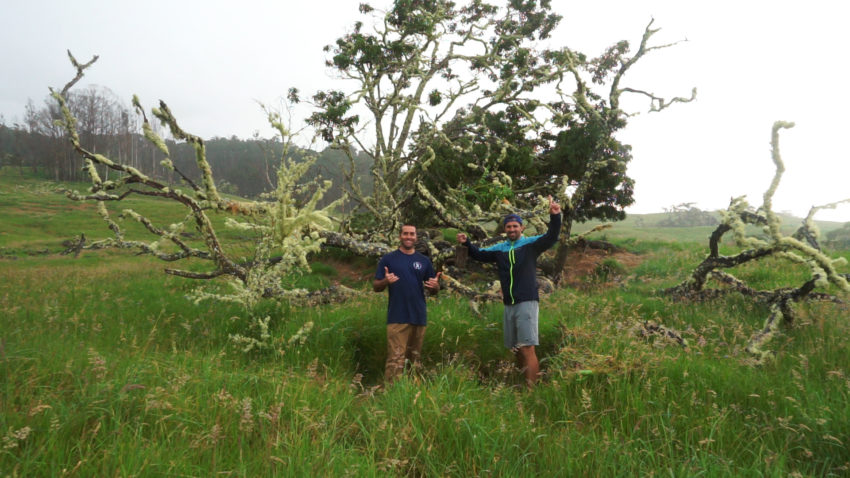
[413,261,423,270]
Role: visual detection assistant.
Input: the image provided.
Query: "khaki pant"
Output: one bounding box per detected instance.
[385,323,426,382]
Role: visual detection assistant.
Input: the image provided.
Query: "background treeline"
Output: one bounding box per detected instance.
[656,202,719,227]
[0,85,372,204]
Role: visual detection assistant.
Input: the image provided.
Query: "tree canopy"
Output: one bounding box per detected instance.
[298,0,693,278]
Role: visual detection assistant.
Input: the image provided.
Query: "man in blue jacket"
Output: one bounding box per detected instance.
[374,224,441,383]
[457,196,562,388]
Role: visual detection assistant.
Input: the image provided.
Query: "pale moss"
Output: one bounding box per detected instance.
[224,218,269,233]
[121,209,141,221]
[124,167,148,180]
[142,121,170,157]
[776,251,805,264]
[694,122,850,362]
[287,321,314,346]
[229,316,273,352]
[96,202,110,220]
[57,71,354,341]
[84,160,102,186]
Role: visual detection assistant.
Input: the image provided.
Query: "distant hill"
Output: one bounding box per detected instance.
[572,210,847,244]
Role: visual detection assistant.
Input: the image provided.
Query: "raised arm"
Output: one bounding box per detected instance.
[457,232,498,263]
[532,196,563,253]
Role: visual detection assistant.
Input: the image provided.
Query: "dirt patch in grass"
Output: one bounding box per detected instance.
[323,257,375,288]
[561,247,643,287]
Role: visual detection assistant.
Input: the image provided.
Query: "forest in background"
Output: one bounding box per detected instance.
[0,86,372,205]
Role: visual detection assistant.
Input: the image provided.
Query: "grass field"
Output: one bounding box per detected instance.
[2,170,849,476]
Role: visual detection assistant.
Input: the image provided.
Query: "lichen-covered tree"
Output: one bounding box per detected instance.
[299,0,694,284]
[54,52,357,311]
[665,122,850,360]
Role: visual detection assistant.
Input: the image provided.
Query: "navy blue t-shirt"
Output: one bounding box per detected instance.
[375,249,436,325]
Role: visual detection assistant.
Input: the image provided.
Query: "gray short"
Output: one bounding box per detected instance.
[503,300,539,349]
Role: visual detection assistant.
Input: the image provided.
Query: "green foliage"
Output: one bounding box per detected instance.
[592,257,627,282]
[307,0,690,237]
[540,119,635,222]
[412,108,535,222]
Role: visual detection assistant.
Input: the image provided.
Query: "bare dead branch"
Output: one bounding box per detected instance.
[663,122,849,361]
[60,51,99,95]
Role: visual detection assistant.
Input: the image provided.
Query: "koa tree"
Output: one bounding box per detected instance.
[298,0,693,284]
[54,52,358,313]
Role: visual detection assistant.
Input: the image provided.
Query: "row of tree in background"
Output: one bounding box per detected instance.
[0,88,372,205]
[649,203,850,250]
[657,202,719,227]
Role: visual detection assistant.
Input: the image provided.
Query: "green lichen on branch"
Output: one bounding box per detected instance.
[664,122,849,361]
[54,52,354,312]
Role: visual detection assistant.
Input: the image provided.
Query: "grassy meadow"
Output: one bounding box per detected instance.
[1,170,849,476]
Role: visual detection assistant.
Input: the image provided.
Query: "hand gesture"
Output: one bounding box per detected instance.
[384,266,399,284]
[425,272,442,291]
[456,233,468,244]
[548,195,561,215]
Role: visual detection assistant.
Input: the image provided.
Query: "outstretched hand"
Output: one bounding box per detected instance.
[548,195,561,215]
[456,233,468,244]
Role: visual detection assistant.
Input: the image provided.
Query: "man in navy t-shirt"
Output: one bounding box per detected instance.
[374,224,441,383]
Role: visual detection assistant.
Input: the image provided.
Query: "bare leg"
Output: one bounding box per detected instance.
[516,345,539,388]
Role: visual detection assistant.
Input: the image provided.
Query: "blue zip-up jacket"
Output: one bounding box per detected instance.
[464,213,562,305]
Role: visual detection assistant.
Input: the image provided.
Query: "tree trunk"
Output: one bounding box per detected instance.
[454,244,468,269]
[550,211,572,284]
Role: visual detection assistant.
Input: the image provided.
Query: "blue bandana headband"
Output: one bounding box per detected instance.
[503,213,522,225]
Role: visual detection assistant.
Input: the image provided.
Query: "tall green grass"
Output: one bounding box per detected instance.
[2,173,849,476]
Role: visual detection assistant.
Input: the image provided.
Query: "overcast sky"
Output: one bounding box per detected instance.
[1,0,848,221]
